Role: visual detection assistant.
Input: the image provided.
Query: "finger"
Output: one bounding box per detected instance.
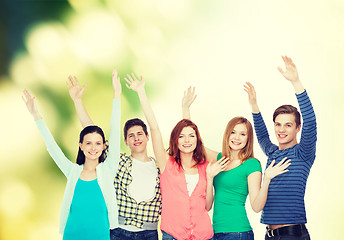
[67,77,74,88]
[126,74,133,82]
[277,157,288,165]
[21,95,27,103]
[140,75,145,83]
[268,159,276,168]
[124,77,132,85]
[73,76,80,86]
[277,66,284,75]
[130,72,137,81]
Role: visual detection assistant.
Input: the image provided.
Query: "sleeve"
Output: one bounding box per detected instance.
[296,90,317,161]
[102,98,121,176]
[216,152,222,161]
[245,158,262,177]
[252,113,278,156]
[35,119,74,177]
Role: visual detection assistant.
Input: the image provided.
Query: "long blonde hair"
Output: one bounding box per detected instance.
[222,117,254,161]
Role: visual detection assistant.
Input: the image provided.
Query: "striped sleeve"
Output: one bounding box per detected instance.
[296,91,317,162]
[252,112,278,156]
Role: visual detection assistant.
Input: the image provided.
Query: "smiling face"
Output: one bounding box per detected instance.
[178,126,197,154]
[79,132,105,162]
[228,123,248,152]
[124,125,149,154]
[274,113,301,150]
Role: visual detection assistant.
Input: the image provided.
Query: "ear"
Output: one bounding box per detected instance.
[124,139,128,146]
[146,133,150,141]
[79,143,83,151]
[296,125,301,132]
[103,143,106,150]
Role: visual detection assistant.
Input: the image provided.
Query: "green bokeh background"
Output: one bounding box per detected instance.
[1,0,343,239]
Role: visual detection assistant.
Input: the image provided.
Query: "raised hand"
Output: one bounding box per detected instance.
[277,56,299,83]
[22,89,41,120]
[244,82,260,113]
[182,86,197,119]
[124,73,145,93]
[112,68,121,98]
[206,157,230,179]
[182,86,197,110]
[244,82,257,106]
[66,75,86,102]
[264,157,291,180]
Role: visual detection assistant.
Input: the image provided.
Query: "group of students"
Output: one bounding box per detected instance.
[23,56,317,240]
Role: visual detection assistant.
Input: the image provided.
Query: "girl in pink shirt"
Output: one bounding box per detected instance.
[125,73,228,240]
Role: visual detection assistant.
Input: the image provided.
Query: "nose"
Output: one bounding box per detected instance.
[279,126,286,132]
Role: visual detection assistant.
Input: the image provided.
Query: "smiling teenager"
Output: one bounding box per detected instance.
[183,90,290,240]
[245,56,317,240]
[22,69,121,240]
[66,74,161,240]
[125,74,223,240]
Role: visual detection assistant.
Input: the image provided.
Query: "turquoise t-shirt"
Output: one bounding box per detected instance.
[213,153,262,233]
[63,178,110,240]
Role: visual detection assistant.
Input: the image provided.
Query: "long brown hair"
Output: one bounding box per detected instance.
[222,117,254,162]
[168,119,206,168]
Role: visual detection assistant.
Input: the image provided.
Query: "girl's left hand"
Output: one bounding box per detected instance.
[206,157,230,179]
[264,157,291,180]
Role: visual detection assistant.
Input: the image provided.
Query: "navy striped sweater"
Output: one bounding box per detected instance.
[253,90,317,224]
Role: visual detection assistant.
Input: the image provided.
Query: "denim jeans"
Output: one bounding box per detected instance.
[110,227,158,240]
[214,230,254,240]
[162,231,215,240]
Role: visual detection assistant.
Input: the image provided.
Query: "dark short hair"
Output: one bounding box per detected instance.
[76,125,107,165]
[273,105,301,127]
[123,118,148,140]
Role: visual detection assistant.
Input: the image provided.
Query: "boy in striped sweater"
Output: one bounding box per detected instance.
[244,56,317,240]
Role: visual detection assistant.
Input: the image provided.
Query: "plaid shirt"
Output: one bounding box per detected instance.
[114,153,161,228]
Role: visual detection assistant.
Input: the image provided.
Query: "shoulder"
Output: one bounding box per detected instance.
[243,158,262,172]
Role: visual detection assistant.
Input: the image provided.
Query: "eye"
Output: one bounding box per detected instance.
[138,132,143,135]
[190,134,195,138]
[287,124,292,127]
[241,133,246,136]
[231,131,235,134]
[96,142,102,145]
[179,135,184,138]
[86,142,91,145]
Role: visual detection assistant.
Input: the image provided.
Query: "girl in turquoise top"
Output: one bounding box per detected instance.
[22,69,121,239]
[182,91,291,240]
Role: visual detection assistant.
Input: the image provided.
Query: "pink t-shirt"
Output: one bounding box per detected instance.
[160,156,213,240]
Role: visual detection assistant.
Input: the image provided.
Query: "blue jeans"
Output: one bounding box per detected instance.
[110,227,158,240]
[162,231,214,240]
[214,230,254,240]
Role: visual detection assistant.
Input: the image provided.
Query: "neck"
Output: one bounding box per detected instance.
[230,150,241,161]
[180,152,195,168]
[83,158,99,170]
[279,139,298,150]
[131,151,150,162]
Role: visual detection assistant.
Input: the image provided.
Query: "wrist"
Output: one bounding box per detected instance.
[263,175,272,182]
